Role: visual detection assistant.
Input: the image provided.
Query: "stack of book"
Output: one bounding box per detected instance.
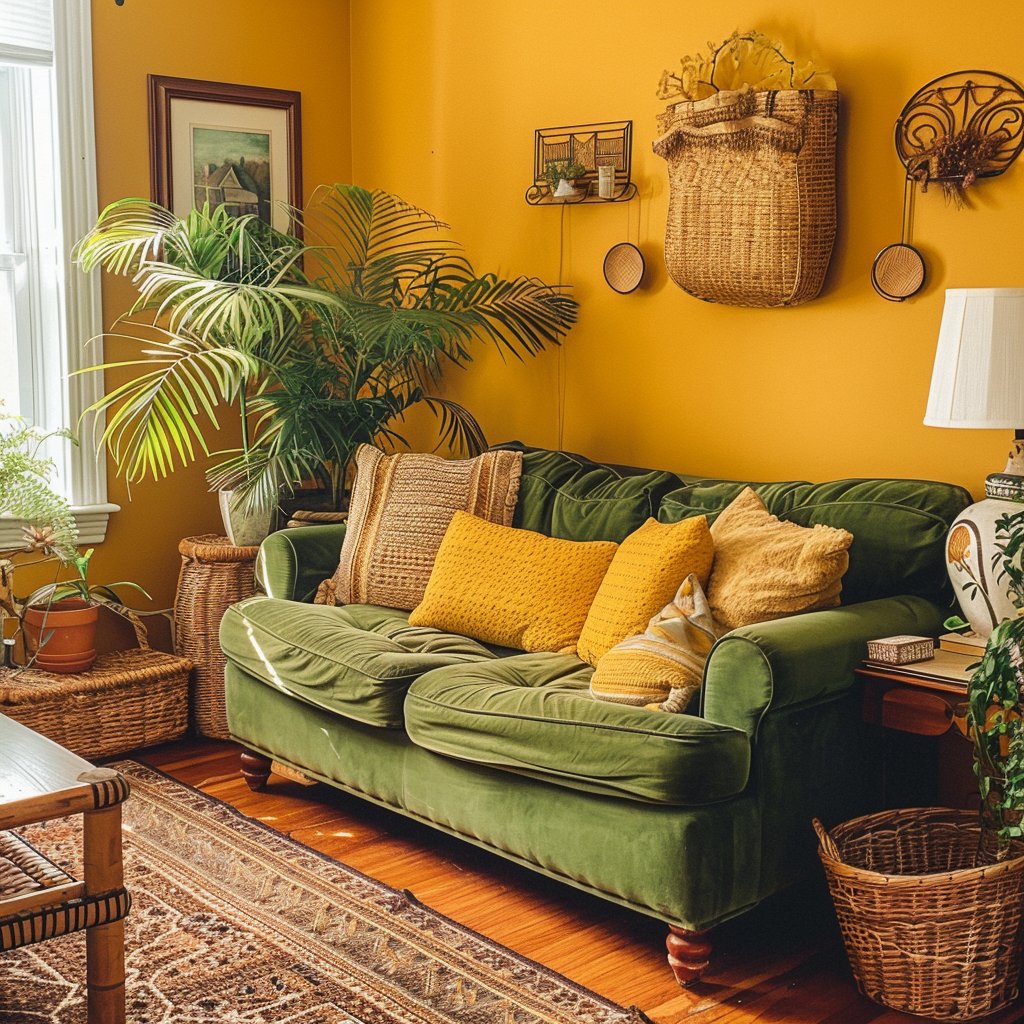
[937,631,987,657]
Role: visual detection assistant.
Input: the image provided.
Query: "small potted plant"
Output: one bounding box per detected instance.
[21,548,151,673]
[544,159,587,199]
[0,408,149,673]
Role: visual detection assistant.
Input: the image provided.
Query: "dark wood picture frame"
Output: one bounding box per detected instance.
[148,75,302,225]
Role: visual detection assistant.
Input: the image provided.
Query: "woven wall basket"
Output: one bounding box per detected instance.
[653,88,838,308]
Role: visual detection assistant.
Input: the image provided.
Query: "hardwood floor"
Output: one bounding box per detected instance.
[136,739,1023,1024]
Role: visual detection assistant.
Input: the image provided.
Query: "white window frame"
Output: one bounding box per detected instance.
[0,0,118,551]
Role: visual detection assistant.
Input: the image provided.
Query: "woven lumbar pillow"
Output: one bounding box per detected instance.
[590,573,719,712]
[707,486,853,630]
[576,515,714,667]
[322,444,522,611]
[408,511,617,653]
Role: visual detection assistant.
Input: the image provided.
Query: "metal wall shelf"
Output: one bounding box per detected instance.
[526,181,638,205]
[526,120,635,205]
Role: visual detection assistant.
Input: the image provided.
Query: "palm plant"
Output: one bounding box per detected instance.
[74,185,578,514]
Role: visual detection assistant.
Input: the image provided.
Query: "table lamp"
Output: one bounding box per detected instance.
[924,287,1024,635]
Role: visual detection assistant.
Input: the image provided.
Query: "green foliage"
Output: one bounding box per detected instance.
[74,188,578,513]
[0,408,79,563]
[24,547,150,608]
[967,508,1024,858]
[543,160,586,189]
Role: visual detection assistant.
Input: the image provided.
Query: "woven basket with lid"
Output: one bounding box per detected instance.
[174,534,259,739]
[0,647,190,758]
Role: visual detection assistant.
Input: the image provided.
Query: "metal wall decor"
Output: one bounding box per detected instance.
[896,71,1024,196]
[526,121,637,204]
[872,71,1024,302]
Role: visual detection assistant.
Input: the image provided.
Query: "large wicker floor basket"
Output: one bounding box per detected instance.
[174,534,259,739]
[815,808,1024,1021]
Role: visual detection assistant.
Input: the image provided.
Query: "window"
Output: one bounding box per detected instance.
[0,0,115,546]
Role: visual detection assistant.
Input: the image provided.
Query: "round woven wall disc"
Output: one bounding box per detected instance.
[604,243,645,294]
[871,243,926,301]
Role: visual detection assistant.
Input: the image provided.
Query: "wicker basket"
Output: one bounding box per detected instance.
[653,88,838,307]
[0,647,190,758]
[174,534,259,739]
[815,808,1024,1020]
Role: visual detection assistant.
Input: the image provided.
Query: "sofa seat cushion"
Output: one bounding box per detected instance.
[220,597,499,729]
[404,653,751,805]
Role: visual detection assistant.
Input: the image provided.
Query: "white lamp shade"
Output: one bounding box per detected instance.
[924,288,1024,429]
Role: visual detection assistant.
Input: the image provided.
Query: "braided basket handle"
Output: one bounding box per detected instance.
[813,818,842,862]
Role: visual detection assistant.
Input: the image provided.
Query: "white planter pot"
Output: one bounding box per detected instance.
[946,497,1023,637]
[218,488,273,548]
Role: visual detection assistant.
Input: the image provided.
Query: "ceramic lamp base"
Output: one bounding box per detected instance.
[946,498,1024,637]
[984,438,1024,500]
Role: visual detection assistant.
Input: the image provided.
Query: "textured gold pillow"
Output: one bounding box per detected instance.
[408,511,617,653]
[590,573,719,712]
[576,516,714,667]
[325,444,522,611]
[708,487,853,630]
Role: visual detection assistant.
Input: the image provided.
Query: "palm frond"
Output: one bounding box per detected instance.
[73,199,178,276]
[79,326,258,482]
[418,397,488,456]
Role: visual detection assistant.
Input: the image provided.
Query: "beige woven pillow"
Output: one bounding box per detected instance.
[323,445,522,611]
[708,487,853,630]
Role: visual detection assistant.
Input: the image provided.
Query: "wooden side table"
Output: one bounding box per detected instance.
[858,661,977,810]
[174,535,259,739]
[0,714,131,1023]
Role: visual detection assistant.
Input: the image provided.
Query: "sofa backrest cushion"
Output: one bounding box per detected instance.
[658,478,973,607]
[492,444,684,543]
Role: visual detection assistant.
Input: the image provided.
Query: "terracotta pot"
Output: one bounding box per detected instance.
[22,598,99,673]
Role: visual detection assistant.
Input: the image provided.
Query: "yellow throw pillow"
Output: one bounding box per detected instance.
[708,487,853,630]
[590,573,719,712]
[576,516,714,667]
[408,511,617,653]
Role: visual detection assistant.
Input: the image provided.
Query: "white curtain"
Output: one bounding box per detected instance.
[0,0,54,67]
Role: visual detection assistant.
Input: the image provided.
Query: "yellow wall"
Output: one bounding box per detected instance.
[79,0,352,609]
[349,1,1024,498]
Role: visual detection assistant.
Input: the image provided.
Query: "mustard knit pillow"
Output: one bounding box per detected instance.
[576,516,714,667]
[408,512,617,653]
[707,487,853,630]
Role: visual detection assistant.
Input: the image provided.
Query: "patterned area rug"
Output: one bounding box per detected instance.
[1,761,643,1024]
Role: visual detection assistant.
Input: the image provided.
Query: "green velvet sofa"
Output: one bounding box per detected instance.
[220,444,972,984]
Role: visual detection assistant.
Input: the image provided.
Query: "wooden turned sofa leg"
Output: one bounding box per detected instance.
[666,926,713,985]
[240,749,273,791]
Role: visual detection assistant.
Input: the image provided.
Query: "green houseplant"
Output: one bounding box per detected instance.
[544,160,586,198]
[966,505,1024,857]
[74,186,578,541]
[0,408,149,673]
[21,547,151,674]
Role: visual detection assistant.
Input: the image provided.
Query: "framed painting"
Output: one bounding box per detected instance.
[148,75,302,233]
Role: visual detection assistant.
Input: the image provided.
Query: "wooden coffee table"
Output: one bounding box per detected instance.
[0,713,130,1023]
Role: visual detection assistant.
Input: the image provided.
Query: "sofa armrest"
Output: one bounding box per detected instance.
[256,523,347,602]
[701,595,947,737]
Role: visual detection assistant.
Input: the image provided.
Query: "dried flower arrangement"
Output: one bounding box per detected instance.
[908,127,1002,205]
[657,29,835,103]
